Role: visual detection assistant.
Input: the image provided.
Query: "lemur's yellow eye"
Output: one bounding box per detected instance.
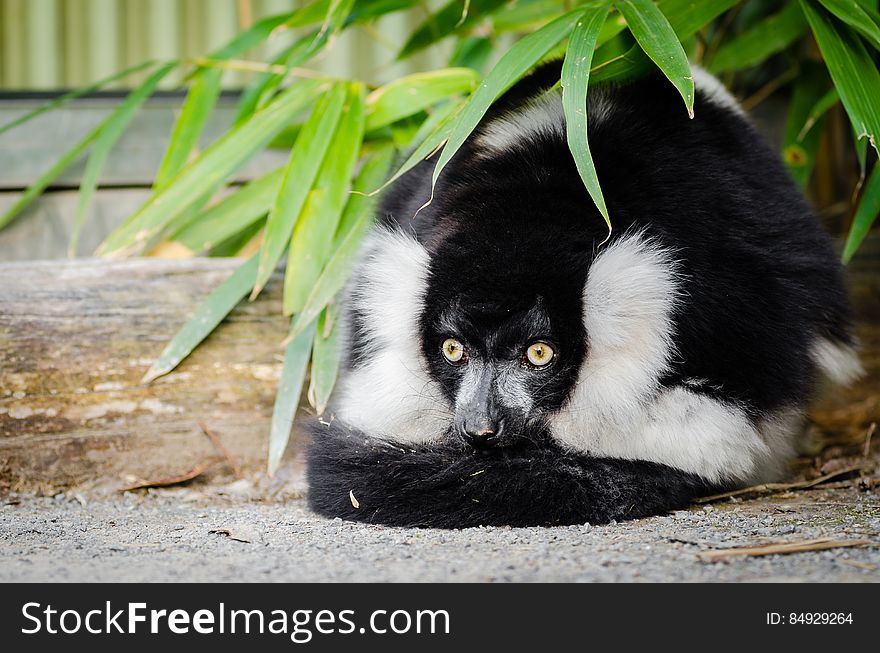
[526,342,555,367]
[442,338,466,364]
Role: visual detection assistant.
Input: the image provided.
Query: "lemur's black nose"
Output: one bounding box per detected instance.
[461,419,503,449]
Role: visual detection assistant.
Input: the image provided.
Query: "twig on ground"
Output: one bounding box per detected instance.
[838,558,878,571]
[698,538,872,562]
[198,420,244,479]
[864,422,876,459]
[695,464,872,504]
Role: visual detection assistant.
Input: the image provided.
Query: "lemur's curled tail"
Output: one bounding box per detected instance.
[306,420,724,528]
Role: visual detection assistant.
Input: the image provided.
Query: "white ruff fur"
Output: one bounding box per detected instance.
[691,65,746,117]
[810,338,863,385]
[333,229,450,443]
[477,89,565,153]
[549,233,786,484]
[476,68,742,156]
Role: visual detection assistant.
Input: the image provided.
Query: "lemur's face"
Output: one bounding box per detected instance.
[419,233,588,449]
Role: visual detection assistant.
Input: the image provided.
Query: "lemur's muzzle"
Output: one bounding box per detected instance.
[455,365,506,449]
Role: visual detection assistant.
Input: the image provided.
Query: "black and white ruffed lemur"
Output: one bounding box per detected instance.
[306,62,861,528]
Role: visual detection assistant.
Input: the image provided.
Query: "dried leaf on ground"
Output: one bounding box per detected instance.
[119,462,216,492]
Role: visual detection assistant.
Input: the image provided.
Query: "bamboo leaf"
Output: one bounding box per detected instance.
[155,12,302,194]
[0,60,157,136]
[142,255,260,383]
[334,143,396,240]
[234,30,329,126]
[656,0,738,39]
[0,64,182,233]
[213,11,298,58]
[799,87,839,140]
[97,78,326,257]
[284,83,366,315]
[365,68,479,131]
[843,162,880,262]
[287,145,395,341]
[562,4,613,232]
[0,135,96,231]
[153,69,223,193]
[492,0,567,33]
[431,10,584,193]
[818,0,880,51]
[616,0,694,117]
[782,63,830,187]
[173,167,284,253]
[252,82,348,299]
[591,0,737,84]
[449,36,494,72]
[376,99,463,195]
[708,3,807,73]
[68,63,177,256]
[309,307,341,415]
[268,320,316,475]
[801,0,880,154]
[399,0,508,60]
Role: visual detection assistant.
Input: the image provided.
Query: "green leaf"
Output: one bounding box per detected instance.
[319,0,357,37]
[284,83,366,315]
[97,78,326,256]
[616,0,694,117]
[309,307,341,415]
[376,99,464,195]
[334,143,396,240]
[801,0,880,154]
[818,0,880,51]
[0,60,157,136]
[492,0,567,32]
[287,145,395,341]
[656,0,738,39]
[843,162,880,262]
[268,320,316,475]
[233,30,329,126]
[782,63,830,187]
[399,0,508,60]
[141,255,260,384]
[69,62,177,256]
[157,12,303,191]
[708,3,806,73]
[591,0,737,83]
[449,36,495,72]
[173,167,284,253]
[347,0,415,23]
[0,135,96,231]
[281,0,332,28]
[365,68,479,131]
[799,87,839,140]
[153,69,223,193]
[0,64,183,233]
[213,11,298,59]
[251,82,348,299]
[432,10,584,193]
[562,4,613,231]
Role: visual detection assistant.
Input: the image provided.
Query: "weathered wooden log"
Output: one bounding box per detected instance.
[0,236,877,492]
[0,258,291,493]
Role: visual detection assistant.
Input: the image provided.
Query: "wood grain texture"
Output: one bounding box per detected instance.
[0,257,293,492]
[0,236,877,492]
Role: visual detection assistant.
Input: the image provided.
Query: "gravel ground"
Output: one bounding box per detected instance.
[1,480,878,582]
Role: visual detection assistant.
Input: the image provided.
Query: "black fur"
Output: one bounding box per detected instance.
[306,420,722,528]
[308,62,855,528]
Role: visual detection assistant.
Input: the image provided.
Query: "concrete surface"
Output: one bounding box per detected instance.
[1,480,878,582]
